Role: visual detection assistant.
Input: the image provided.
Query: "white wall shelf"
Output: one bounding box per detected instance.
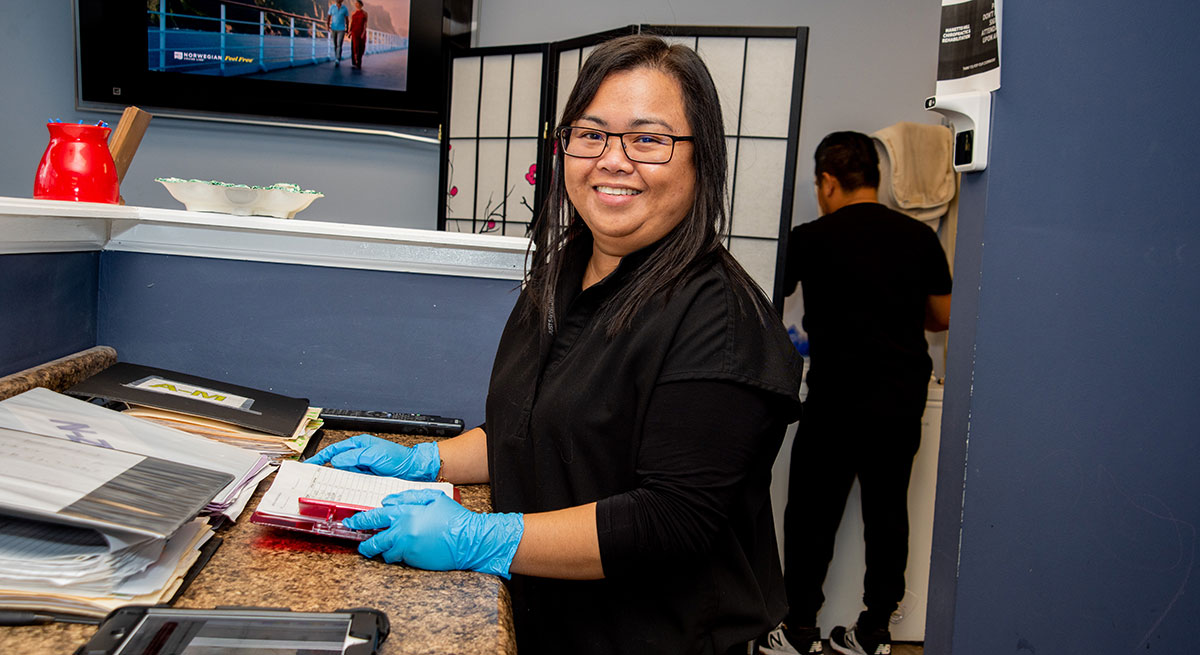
[0,197,530,280]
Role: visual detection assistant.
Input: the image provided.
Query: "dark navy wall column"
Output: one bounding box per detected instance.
[928,2,1200,653]
[925,168,988,655]
[0,252,100,375]
[97,251,519,428]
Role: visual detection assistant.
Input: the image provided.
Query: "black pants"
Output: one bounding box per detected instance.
[782,398,921,630]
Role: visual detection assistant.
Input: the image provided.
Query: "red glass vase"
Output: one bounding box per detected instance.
[33,122,120,204]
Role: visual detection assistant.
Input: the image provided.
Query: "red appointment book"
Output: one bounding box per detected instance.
[250,461,459,541]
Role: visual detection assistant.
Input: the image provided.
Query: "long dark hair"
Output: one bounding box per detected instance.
[524,33,772,336]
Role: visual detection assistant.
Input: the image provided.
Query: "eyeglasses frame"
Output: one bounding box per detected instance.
[555,125,695,164]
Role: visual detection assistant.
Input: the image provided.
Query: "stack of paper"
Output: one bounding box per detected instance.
[0,388,272,520]
[120,405,323,460]
[0,424,232,618]
[0,517,214,618]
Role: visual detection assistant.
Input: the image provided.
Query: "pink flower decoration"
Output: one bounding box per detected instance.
[449,186,458,197]
[524,163,537,186]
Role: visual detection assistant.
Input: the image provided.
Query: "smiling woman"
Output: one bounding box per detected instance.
[304,33,805,655]
[528,34,752,337]
[561,67,698,287]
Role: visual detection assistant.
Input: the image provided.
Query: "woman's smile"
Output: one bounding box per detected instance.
[595,185,642,197]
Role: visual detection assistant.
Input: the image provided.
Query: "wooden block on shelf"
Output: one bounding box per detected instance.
[108,106,153,183]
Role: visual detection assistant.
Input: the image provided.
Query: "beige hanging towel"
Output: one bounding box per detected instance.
[872,121,956,223]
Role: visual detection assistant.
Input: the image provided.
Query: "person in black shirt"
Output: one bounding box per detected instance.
[760,132,952,655]
[307,34,804,655]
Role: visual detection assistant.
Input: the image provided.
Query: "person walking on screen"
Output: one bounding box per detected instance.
[326,0,350,64]
[761,131,952,655]
[348,1,368,69]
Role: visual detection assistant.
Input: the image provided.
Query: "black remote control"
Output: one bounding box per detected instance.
[318,409,465,437]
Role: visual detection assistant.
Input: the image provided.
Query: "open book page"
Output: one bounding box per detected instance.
[257,461,454,519]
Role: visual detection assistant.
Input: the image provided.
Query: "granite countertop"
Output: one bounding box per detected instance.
[167,429,514,655]
[0,346,117,402]
[0,351,516,654]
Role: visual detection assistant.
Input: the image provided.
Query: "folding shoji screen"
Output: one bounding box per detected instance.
[441,43,551,237]
[440,26,808,310]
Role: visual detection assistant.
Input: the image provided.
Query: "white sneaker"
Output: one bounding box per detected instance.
[828,624,890,655]
[759,623,824,655]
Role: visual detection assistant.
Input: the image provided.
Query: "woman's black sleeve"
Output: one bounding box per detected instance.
[594,378,780,576]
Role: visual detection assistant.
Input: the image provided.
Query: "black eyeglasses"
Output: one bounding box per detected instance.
[555,126,694,164]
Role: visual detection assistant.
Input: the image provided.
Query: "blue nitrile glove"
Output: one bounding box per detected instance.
[342,489,524,579]
[305,434,441,481]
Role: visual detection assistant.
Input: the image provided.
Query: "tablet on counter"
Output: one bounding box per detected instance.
[74,605,389,655]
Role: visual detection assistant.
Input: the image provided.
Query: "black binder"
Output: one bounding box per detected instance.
[66,362,309,438]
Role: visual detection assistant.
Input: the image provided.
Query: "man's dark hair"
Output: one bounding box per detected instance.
[814,131,880,191]
[524,33,772,336]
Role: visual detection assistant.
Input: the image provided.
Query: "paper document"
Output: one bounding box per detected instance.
[258,461,454,518]
[251,461,456,541]
[0,429,142,514]
[0,428,230,544]
[0,388,270,516]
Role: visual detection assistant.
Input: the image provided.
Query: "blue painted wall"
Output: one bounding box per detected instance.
[928,2,1200,653]
[0,252,99,375]
[926,170,987,652]
[97,252,519,428]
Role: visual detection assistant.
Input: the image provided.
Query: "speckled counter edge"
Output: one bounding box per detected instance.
[0,346,118,400]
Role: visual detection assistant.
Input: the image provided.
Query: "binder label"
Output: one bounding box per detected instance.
[126,376,256,412]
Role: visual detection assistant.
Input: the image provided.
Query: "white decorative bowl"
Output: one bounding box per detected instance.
[156,178,323,219]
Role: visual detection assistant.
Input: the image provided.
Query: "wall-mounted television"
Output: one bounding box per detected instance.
[75,0,456,129]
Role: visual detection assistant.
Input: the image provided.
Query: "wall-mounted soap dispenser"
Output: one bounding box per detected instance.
[925,89,991,173]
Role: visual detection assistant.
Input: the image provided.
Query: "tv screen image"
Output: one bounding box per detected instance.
[146,0,412,92]
[77,0,448,127]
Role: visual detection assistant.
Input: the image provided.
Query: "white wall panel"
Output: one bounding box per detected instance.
[478,56,514,138]
[509,53,544,138]
[697,37,747,135]
[449,57,481,138]
[505,138,540,226]
[474,140,509,222]
[731,138,789,238]
[445,139,477,220]
[556,49,581,126]
[740,38,795,138]
[728,236,777,296]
